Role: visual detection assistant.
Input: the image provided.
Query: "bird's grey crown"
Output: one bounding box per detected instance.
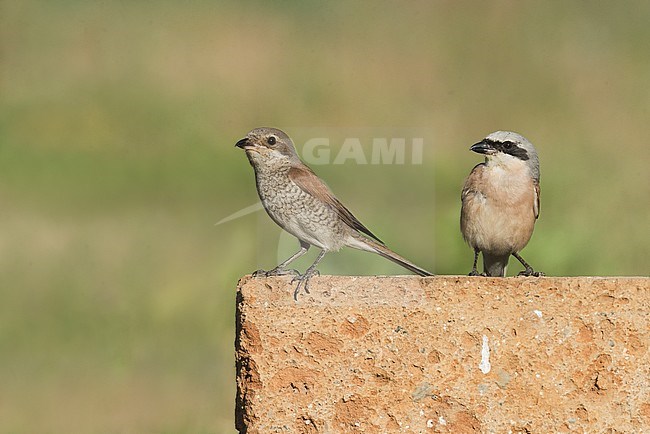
[246,127,301,160]
[248,127,292,143]
[484,131,540,182]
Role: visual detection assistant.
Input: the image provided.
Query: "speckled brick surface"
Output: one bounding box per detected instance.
[235,275,649,433]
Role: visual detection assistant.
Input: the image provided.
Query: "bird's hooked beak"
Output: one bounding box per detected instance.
[235,137,255,150]
[470,140,496,155]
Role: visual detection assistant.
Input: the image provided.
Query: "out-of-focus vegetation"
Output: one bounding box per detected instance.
[1,1,648,432]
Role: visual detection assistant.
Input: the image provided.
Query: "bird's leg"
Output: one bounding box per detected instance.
[468,249,482,276]
[292,250,326,300]
[468,249,487,276]
[513,252,545,277]
[253,242,310,277]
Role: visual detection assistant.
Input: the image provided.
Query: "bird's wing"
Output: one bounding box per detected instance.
[288,166,384,244]
[461,163,486,202]
[533,181,540,219]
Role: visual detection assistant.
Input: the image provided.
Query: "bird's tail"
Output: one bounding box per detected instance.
[483,253,509,277]
[359,237,434,277]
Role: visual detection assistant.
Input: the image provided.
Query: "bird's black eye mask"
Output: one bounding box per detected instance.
[485,139,529,161]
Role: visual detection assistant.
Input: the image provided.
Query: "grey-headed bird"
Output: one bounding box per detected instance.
[236,127,433,298]
[460,131,544,277]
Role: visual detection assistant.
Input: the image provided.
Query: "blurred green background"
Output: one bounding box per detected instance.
[1,1,648,432]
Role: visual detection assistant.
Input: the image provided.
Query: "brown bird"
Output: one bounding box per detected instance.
[236,127,433,298]
[460,131,544,277]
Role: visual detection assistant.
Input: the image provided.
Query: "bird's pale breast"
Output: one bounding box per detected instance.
[461,163,536,255]
[254,166,346,251]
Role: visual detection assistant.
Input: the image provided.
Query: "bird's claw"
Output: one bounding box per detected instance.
[468,270,487,277]
[517,268,545,277]
[268,267,301,276]
[291,269,320,300]
[252,268,300,277]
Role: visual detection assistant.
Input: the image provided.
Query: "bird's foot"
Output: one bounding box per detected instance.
[517,267,545,277]
[291,268,320,300]
[267,267,301,277]
[252,267,300,278]
[252,269,268,277]
[468,269,488,277]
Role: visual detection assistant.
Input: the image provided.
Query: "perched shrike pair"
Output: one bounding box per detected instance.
[235,127,543,298]
[461,131,543,277]
[235,127,433,299]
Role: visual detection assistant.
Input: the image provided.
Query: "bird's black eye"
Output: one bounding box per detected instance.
[267,136,277,146]
[503,141,513,150]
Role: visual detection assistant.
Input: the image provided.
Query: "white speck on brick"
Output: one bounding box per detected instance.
[533,310,543,318]
[479,335,491,374]
[438,416,447,425]
[427,419,434,428]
